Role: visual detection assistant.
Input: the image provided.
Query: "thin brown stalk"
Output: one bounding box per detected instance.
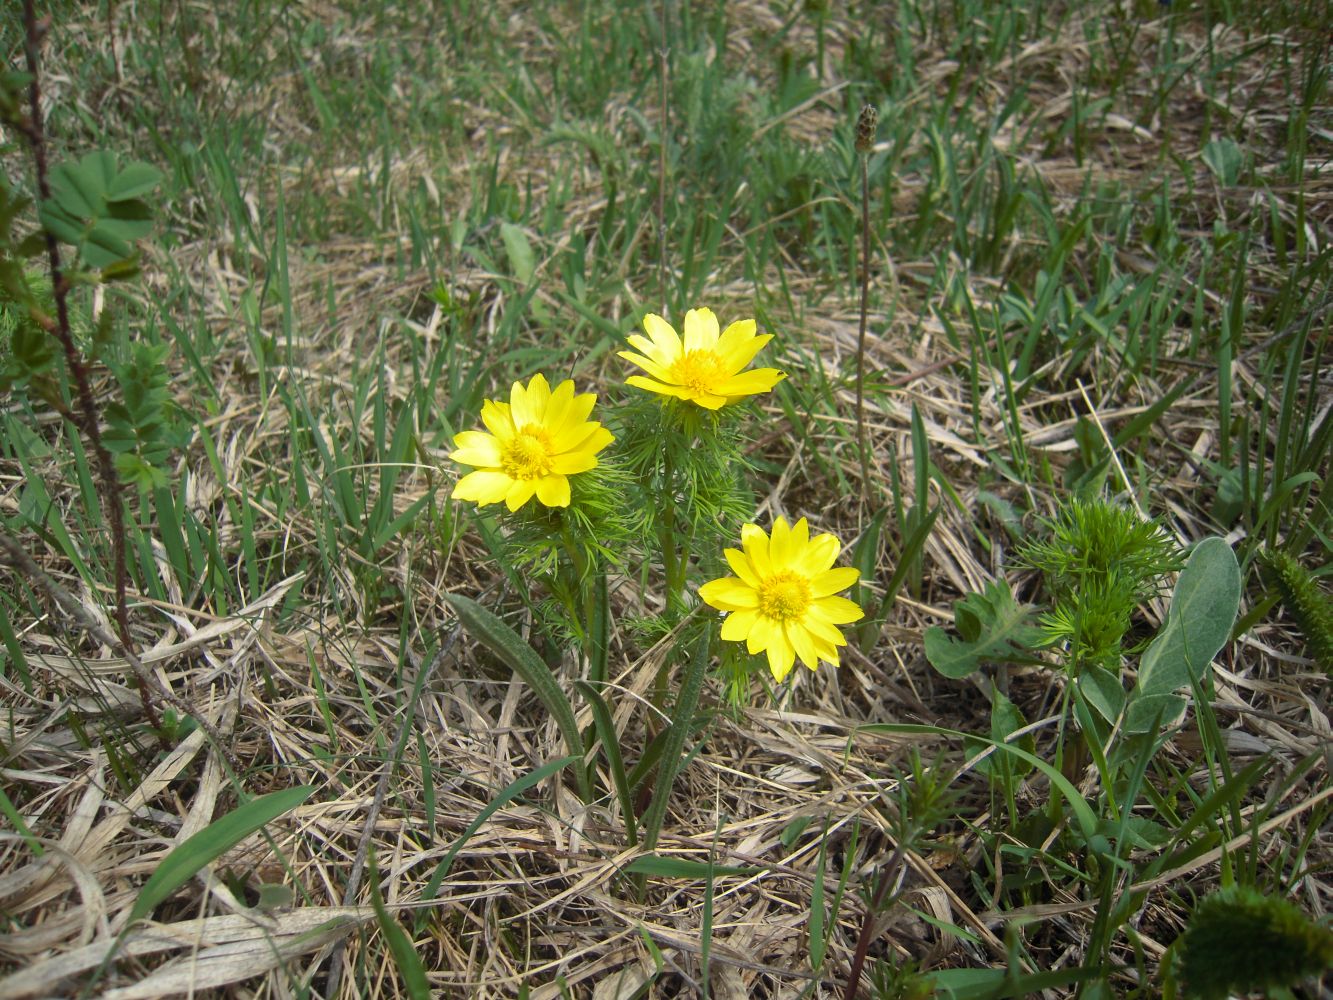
[657,0,669,313]
[17,0,157,732]
[853,104,878,494]
[323,628,460,997]
[0,529,237,772]
[841,836,907,1000]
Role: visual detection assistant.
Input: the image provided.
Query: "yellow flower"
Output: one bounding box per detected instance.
[619,307,785,409]
[699,517,864,683]
[450,374,613,512]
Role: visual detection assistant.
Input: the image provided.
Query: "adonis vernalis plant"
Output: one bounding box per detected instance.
[700,516,864,682]
[450,373,613,512]
[620,307,785,409]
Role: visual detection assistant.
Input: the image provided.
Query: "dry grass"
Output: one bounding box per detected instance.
[1,0,1329,997]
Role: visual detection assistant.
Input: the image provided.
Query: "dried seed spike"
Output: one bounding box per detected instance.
[855,104,878,154]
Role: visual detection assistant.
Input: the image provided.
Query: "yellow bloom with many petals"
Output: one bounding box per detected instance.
[450,374,613,512]
[620,307,785,410]
[698,517,864,683]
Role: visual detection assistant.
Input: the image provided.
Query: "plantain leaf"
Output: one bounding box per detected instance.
[1126,537,1241,732]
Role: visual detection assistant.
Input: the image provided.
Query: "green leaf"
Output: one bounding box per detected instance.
[500,222,536,285]
[924,579,1047,678]
[1131,537,1241,712]
[128,785,313,924]
[621,855,759,879]
[966,689,1034,780]
[422,755,578,900]
[106,161,164,202]
[575,679,637,847]
[444,593,591,801]
[369,853,431,1000]
[1202,138,1244,187]
[1077,664,1126,724]
[40,150,160,268]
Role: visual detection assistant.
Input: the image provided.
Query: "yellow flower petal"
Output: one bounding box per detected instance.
[550,451,597,475]
[449,431,502,468]
[618,350,674,383]
[721,608,758,642]
[715,319,759,360]
[802,613,848,647]
[811,566,860,597]
[724,548,761,588]
[810,595,865,625]
[505,479,537,512]
[719,331,772,375]
[480,399,513,438]
[543,379,577,428]
[741,522,773,577]
[698,577,758,611]
[642,313,682,359]
[792,533,841,576]
[625,334,673,368]
[787,621,820,671]
[453,469,513,505]
[625,375,694,400]
[682,307,720,352]
[766,632,796,682]
[769,516,793,567]
[717,368,785,398]
[535,475,571,507]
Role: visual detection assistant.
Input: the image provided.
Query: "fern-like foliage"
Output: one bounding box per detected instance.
[1175,885,1333,999]
[1258,547,1333,673]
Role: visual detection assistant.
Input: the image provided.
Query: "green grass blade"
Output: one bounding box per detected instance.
[369,850,431,1000]
[575,679,637,847]
[640,627,711,857]
[128,784,314,925]
[422,755,579,901]
[444,593,592,802]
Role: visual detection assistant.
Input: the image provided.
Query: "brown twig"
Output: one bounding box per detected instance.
[841,835,908,1000]
[656,0,670,314]
[323,627,461,997]
[0,528,238,772]
[17,0,157,732]
[854,105,878,495]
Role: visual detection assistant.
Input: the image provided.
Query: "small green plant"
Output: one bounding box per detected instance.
[1019,497,1182,673]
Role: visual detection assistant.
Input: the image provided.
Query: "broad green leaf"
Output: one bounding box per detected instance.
[1123,692,1186,733]
[1132,537,1241,707]
[1077,664,1126,724]
[924,579,1047,678]
[1202,138,1243,187]
[128,785,313,924]
[106,161,165,202]
[444,593,591,801]
[966,689,1034,781]
[500,222,536,285]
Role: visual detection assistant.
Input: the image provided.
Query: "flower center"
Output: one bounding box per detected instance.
[671,349,727,393]
[500,426,554,480]
[757,571,812,622]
